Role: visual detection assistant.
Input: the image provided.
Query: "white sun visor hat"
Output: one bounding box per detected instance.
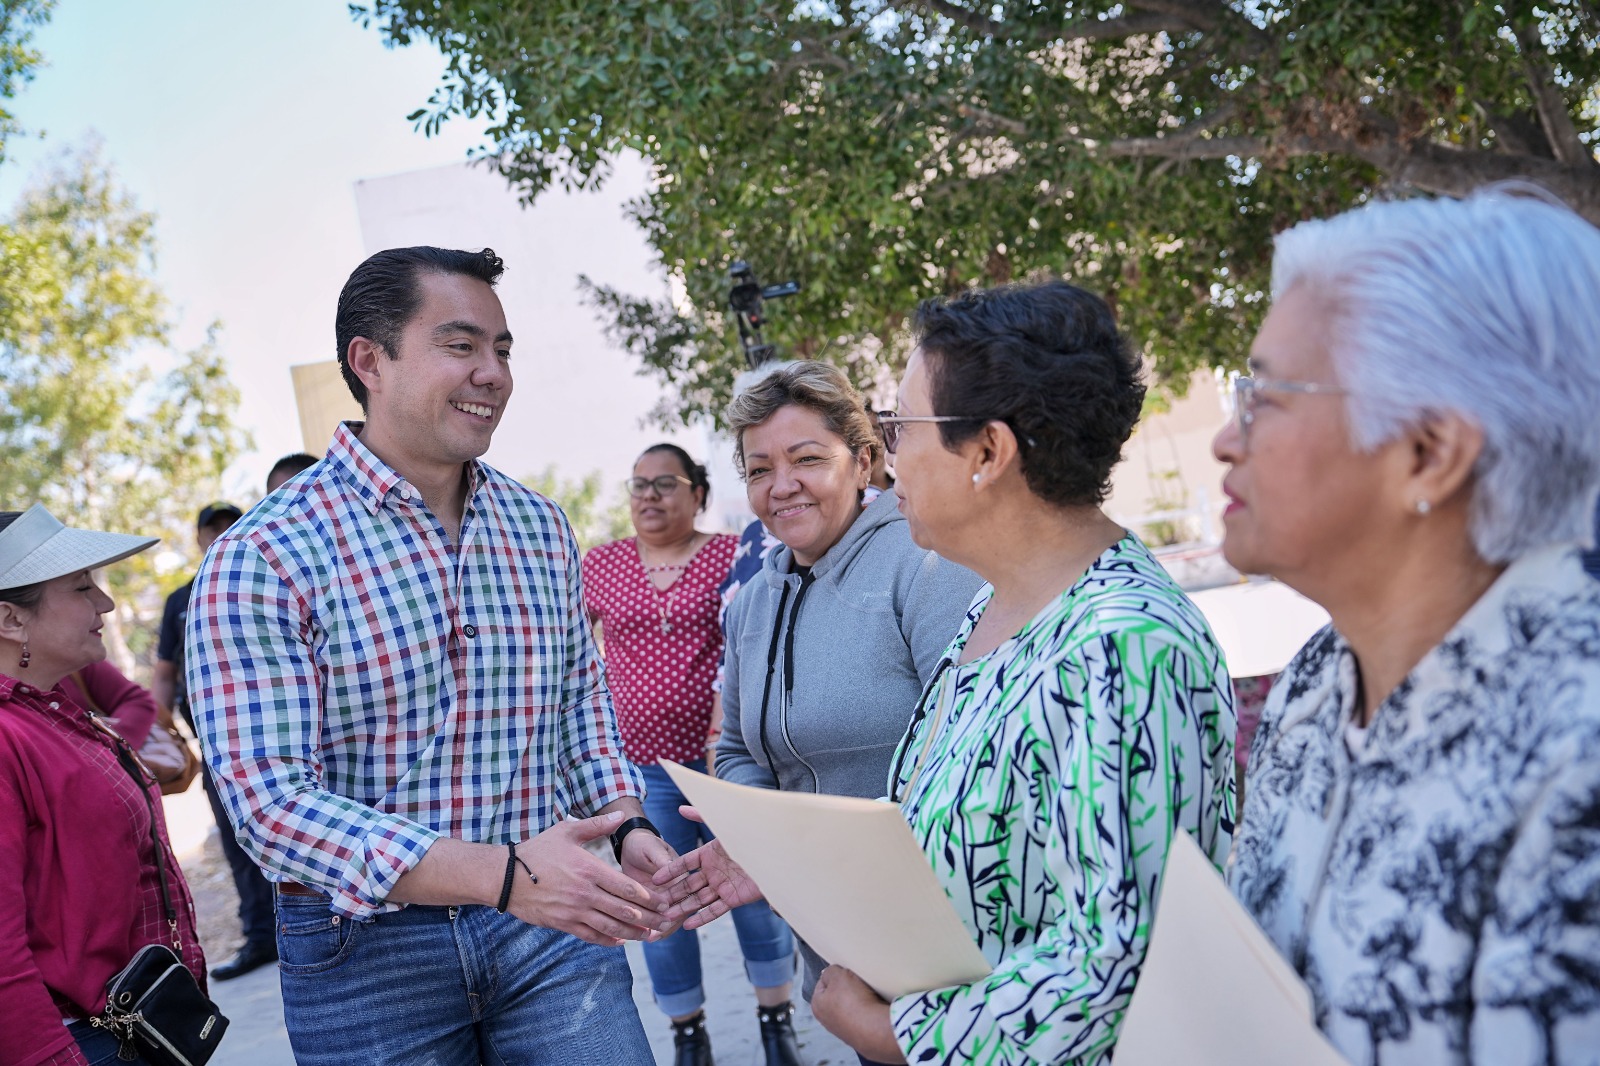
[0,504,159,590]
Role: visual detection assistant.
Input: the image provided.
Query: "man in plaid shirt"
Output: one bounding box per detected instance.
[186,247,671,1064]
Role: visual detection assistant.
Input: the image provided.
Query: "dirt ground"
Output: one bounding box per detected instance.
[179,829,248,968]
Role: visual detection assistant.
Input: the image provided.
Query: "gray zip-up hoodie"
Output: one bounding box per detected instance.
[716,488,983,800]
[715,490,983,994]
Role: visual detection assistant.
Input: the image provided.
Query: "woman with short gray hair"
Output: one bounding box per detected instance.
[1219,186,1600,1064]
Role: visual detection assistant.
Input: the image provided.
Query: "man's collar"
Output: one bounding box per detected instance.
[325,421,487,515]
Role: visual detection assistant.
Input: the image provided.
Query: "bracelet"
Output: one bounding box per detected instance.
[496,843,518,913]
[610,816,662,864]
[496,841,538,913]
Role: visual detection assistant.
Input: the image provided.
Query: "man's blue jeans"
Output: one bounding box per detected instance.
[275,892,653,1065]
[640,760,795,1018]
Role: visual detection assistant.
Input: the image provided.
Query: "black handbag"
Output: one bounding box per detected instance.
[97,944,228,1065]
[88,731,230,1065]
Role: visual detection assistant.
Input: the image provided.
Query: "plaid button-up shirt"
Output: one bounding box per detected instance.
[186,423,642,919]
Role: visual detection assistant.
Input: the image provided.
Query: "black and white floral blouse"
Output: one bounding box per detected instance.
[1230,546,1600,1066]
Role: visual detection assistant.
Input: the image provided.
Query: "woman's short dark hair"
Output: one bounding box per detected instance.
[334,246,506,411]
[0,512,45,610]
[640,443,711,512]
[911,280,1145,508]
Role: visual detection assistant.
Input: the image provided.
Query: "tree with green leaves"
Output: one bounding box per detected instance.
[521,466,635,552]
[0,0,51,163]
[0,146,251,662]
[356,0,1600,423]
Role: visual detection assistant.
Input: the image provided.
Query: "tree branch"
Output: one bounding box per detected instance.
[1085,105,1239,158]
[1514,23,1594,168]
[1090,126,1600,223]
[1130,0,1273,46]
[1126,0,1222,32]
[1099,131,1262,160]
[1349,137,1600,221]
[915,0,1198,43]
[954,102,1028,137]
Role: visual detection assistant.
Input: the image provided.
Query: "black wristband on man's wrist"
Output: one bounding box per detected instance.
[610,816,662,863]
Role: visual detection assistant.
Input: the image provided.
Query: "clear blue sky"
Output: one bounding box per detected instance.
[0,0,496,495]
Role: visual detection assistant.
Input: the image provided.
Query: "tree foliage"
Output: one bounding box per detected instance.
[521,465,635,552]
[356,0,1600,424]
[0,0,51,164]
[0,146,251,658]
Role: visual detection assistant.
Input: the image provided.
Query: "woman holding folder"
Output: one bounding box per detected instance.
[1220,190,1600,1063]
[667,282,1237,1065]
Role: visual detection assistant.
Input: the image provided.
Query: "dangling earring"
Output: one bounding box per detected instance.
[18,641,29,669]
[1415,499,1431,516]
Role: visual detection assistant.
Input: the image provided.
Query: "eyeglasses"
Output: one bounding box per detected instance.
[1231,375,1349,447]
[625,474,694,498]
[874,412,989,455]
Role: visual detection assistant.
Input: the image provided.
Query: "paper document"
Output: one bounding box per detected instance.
[1114,832,1348,1065]
[661,761,992,1000]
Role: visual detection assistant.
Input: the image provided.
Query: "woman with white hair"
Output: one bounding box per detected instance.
[1219,186,1600,1065]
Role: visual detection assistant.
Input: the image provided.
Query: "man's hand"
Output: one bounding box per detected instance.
[813,965,904,1063]
[651,805,764,929]
[507,811,666,946]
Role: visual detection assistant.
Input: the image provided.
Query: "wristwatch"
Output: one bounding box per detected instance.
[611,816,662,863]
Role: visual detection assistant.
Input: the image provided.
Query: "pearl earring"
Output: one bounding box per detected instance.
[971,474,981,486]
[1415,499,1431,516]
[18,641,29,669]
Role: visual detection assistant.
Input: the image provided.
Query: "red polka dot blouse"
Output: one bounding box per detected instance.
[582,534,738,766]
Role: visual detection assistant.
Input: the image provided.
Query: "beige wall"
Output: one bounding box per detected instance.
[1104,370,1231,547]
[291,361,364,456]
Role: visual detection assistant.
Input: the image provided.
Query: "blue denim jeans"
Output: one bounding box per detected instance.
[275,892,653,1065]
[640,760,796,1017]
[67,1021,156,1065]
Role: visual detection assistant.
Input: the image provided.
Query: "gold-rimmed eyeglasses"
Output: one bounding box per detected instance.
[875,412,990,455]
[1232,375,1349,447]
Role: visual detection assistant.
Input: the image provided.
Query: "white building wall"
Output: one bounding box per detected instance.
[351,157,730,526]
[351,158,1235,544]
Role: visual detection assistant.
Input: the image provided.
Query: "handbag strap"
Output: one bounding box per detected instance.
[92,713,183,953]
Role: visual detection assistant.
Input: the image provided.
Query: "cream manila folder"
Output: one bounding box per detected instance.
[661,760,992,1000]
[1114,832,1348,1065]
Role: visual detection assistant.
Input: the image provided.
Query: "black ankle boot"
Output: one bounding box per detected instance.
[671,1010,714,1066]
[757,1002,803,1066]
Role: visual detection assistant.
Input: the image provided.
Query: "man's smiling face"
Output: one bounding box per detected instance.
[361,269,514,477]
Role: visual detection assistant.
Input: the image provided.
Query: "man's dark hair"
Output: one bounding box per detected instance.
[267,452,319,491]
[334,246,506,411]
[640,443,712,512]
[911,280,1146,508]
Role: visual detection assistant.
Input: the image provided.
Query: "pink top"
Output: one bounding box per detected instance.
[583,534,738,766]
[0,674,205,1066]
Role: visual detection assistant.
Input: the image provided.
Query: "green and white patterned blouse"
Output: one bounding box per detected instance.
[889,535,1237,1065]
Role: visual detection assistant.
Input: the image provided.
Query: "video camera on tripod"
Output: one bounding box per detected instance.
[728,260,800,369]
